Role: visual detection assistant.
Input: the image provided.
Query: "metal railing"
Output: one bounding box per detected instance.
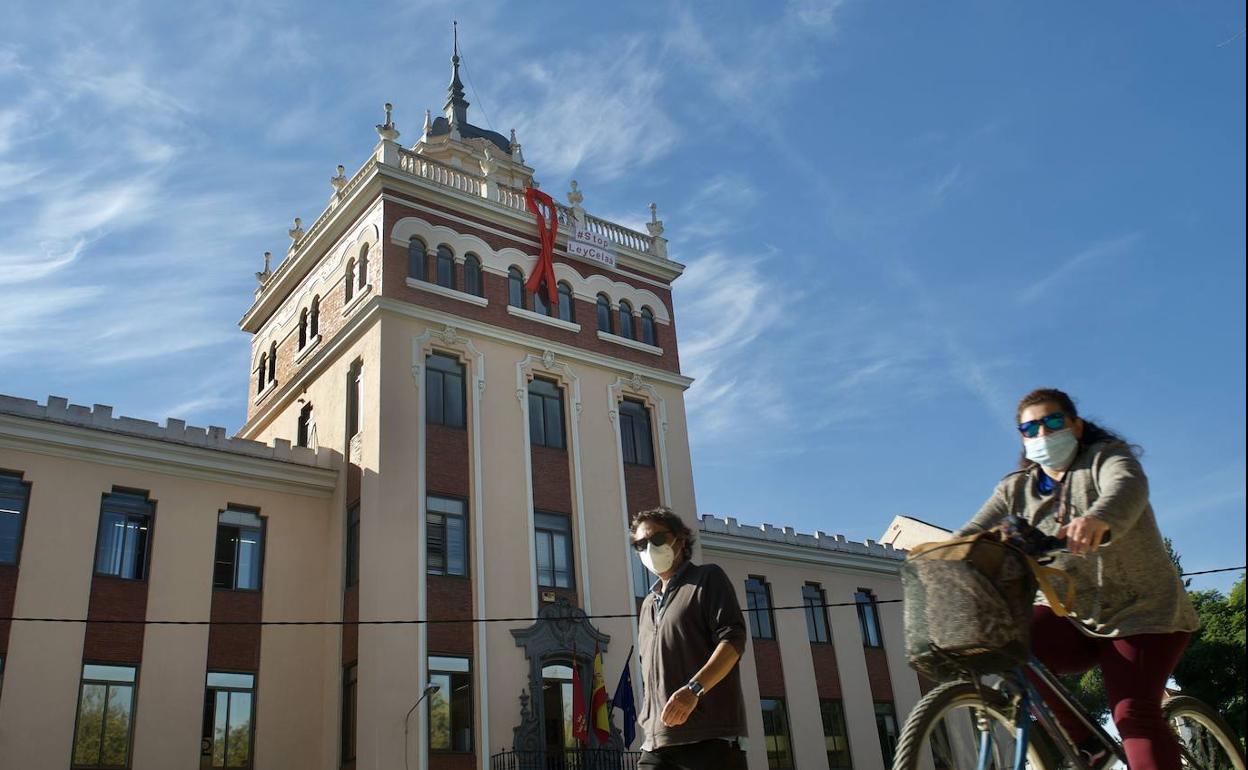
[489,749,642,770]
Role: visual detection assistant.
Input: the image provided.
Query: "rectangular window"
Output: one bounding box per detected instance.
[72,663,137,768]
[0,471,31,565]
[527,378,565,450]
[856,589,883,648]
[821,699,853,770]
[875,701,899,767]
[202,672,255,768]
[630,548,651,600]
[345,503,360,588]
[94,490,153,581]
[341,663,357,763]
[426,353,466,428]
[213,508,264,591]
[618,399,654,467]
[760,697,794,769]
[427,496,467,577]
[347,362,362,439]
[428,656,473,752]
[296,403,313,448]
[745,576,775,640]
[534,511,574,589]
[804,583,831,643]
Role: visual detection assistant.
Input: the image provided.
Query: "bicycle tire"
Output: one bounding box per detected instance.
[893,680,1058,770]
[1163,694,1246,770]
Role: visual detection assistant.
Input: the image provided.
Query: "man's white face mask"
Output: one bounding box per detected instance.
[639,540,676,575]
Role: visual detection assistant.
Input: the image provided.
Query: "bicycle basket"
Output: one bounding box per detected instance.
[901,534,1038,680]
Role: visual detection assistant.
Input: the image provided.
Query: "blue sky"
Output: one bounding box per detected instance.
[1,2,1243,592]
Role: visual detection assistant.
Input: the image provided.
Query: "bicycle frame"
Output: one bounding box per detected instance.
[974,657,1127,770]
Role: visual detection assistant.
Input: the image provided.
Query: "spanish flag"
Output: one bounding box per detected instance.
[591,641,611,744]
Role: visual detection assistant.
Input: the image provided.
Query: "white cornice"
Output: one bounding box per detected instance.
[0,414,338,497]
[700,531,903,576]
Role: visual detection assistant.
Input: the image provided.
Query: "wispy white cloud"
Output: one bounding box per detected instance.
[1018,232,1144,304]
[930,163,963,202]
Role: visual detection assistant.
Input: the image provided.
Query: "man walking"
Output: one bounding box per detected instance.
[632,507,748,769]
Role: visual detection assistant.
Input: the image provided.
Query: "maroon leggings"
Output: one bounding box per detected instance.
[1027,606,1190,770]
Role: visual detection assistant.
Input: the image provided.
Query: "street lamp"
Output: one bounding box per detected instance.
[404,681,441,770]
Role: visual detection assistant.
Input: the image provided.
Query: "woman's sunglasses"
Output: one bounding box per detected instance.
[1017,412,1067,438]
[631,531,673,551]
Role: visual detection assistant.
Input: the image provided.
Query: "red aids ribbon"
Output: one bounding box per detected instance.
[524,187,559,308]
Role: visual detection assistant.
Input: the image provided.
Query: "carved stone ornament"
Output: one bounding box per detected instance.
[330,164,347,194]
[287,217,304,242]
[629,373,644,391]
[567,180,584,207]
[439,324,458,346]
[647,202,665,237]
[375,102,400,141]
[541,350,557,370]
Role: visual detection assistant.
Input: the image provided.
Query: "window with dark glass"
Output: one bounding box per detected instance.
[804,583,831,643]
[527,377,565,450]
[267,342,276,383]
[618,399,654,467]
[202,672,255,768]
[345,259,356,303]
[345,502,360,587]
[310,296,320,338]
[357,245,368,289]
[428,656,472,752]
[427,496,466,577]
[463,254,482,297]
[875,701,899,767]
[821,699,853,770]
[761,697,794,769]
[72,663,137,768]
[630,548,651,600]
[745,576,775,640]
[640,306,657,346]
[298,309,308,349]
[618,300,635,340]
[426,353,465,428]
[508,267,525,308]
[347,361,362,439]
[94,490,153,580]
[296,403,314,448]
[856,589,883,648]
[436,245,455,289]
[596,294,612,333]
[256,356,266,394]
[556,282,574,322]
[534,511,573,588]
[341,663,357,763]
[0,471,30,565]
[532,284,550,316]
[213,508,264,591]
[409,237,426,280]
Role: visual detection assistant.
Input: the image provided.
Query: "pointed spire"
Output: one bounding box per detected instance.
[444,20,469,128]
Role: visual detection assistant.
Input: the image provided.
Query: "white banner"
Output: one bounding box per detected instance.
[568,229,615,268]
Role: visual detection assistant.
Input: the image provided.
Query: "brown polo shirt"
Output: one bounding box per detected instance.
[637,561,749,749]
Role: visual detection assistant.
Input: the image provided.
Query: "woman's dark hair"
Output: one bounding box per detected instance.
[629,507,695,561]
[1015,388,1141,469]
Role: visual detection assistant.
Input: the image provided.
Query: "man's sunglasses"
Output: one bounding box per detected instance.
[1017,412,1067,438]
[631,531,674,551]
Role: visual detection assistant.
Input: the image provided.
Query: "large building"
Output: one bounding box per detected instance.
[0,46,923,770]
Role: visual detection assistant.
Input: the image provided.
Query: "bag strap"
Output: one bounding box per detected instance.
[1027,556,1076,617]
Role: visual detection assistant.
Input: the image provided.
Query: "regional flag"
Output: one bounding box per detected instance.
[591,642,611,744]
[571,644,589,744]
[609,647,637,747]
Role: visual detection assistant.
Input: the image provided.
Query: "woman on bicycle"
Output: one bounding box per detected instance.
[956,388,1198,770]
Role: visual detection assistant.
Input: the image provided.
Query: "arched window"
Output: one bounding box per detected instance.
[463,254,482,297]
[532,284,550,316]
[436,245,455,289]
[256,355,267,394]
[268,342,277,383]
[507,267,524,308]
[408,237,426,281]
[310,296,320,338]
[345,258,356,303]
[556,282,574,323]
[640,306,656,346]
[618,300,635,340]
[298,309,308,349]
[596,294,612,333]
[357,245,369,289]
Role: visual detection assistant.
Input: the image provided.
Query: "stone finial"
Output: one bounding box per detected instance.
[288,217,304,242]
[423,109,433,136]
[330,164,347,194]
[646,203,664,237]
[567,180,584,207]
[376,102,400,141]
[510,128,525,163]
[254,251,273,286]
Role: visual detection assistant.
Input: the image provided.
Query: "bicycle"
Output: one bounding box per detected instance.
[893,524,1245,770]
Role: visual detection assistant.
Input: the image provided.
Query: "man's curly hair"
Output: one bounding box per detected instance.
[628,507,695,562]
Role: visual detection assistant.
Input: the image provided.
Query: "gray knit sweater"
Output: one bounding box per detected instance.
[957,440,1198,638]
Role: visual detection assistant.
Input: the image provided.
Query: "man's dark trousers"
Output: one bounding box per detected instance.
[637,738,748,770]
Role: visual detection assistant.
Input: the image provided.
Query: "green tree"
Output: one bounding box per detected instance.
[1173,575,1246,743]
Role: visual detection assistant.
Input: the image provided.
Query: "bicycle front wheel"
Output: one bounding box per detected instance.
[893,680,1057,770]
[1165,695,1246,770]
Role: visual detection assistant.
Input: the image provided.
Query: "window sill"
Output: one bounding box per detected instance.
[253,379,278,405]
[507,305,581,332]
[342,284,373,316]
[407,277,489,307]
[596,330,662,355]
[295,334,322,364]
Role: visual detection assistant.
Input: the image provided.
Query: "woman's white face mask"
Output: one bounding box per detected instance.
[1023,428,1079,469]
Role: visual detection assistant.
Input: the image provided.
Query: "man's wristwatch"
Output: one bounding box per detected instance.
[686,679,706,698]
